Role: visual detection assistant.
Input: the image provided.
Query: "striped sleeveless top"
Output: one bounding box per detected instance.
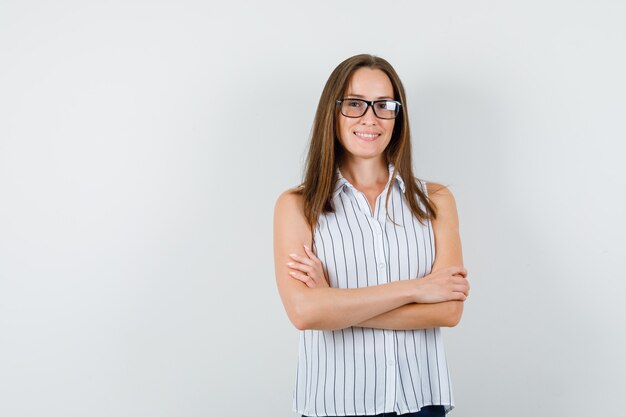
[293,163,454,416]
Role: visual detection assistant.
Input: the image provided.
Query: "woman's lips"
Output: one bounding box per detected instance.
[354,131,380,142]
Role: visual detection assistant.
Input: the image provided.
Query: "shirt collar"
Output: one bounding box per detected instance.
[333,162,406,198]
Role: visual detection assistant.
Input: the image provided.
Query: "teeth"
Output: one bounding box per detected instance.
[355,132,379,138]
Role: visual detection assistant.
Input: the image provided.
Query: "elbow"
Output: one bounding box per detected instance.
[294,317,344,331]
[289,296,341,331]
[446,315,461,328]
[292,313,322,331]
[290,307,312,330]
[284,290,343,331]
[443,301,464,327]
[293,317,312,331]
[287,295,319,330]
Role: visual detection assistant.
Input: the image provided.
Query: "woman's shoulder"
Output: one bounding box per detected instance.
[274,186,312,241]
[407,177,449,195]
[274,185,306,217]
[423,181,459,221]
[424,181,453,199]
[414,179,456,211]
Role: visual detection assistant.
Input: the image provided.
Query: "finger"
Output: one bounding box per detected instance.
[303,245,319,260]
[287,261,313,274]
[453,279,470,290]
[452,291,467,301]
[451,276,469,286]
[307,273,325,283]
[289,253,315,267]
[289,271,315,288]
[453,284,469,296]
[449,266,467,277]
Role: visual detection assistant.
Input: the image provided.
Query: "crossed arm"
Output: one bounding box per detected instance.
[273,183,468,331]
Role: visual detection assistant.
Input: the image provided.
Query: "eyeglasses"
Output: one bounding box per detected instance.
[336,98,402,119]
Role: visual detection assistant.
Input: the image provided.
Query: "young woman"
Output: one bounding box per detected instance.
[273,54,469,417]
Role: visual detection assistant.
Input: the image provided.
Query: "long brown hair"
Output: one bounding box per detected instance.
[298,54,437,230]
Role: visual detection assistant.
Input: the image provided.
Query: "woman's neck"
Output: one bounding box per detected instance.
[338,157,389,190]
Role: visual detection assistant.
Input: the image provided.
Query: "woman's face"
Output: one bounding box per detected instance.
[337,67,396,162]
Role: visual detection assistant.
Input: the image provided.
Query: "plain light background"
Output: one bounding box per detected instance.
[1,1,625,416]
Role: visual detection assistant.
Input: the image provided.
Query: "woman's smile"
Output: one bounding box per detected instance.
[353,130,381,141]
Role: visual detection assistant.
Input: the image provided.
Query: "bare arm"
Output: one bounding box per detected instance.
[274,189,467,331]
[354,302,463,330]
[354,182,467,330]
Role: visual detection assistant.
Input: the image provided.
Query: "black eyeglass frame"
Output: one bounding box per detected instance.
[336,98,402,119]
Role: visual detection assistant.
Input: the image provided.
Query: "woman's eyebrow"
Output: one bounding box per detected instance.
[345,93,395,100]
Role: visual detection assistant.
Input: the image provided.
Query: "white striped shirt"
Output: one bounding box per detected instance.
[293,163,454,416]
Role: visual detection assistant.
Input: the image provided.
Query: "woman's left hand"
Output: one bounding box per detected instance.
[287,245,329,288]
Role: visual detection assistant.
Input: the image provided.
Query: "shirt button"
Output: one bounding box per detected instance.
[387,359,395,366]
[378,262,385,269]
[376,229,382,235]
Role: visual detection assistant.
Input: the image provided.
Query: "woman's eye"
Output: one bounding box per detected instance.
[378,101,396,110]
[346,100,363,108]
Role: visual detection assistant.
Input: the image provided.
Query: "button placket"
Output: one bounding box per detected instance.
[356,192,373,218]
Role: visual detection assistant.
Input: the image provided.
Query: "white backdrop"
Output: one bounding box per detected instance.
[1,1,625,416]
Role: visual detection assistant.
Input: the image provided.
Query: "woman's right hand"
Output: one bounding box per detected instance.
[413,266,469,303]
[286,245,330,289]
